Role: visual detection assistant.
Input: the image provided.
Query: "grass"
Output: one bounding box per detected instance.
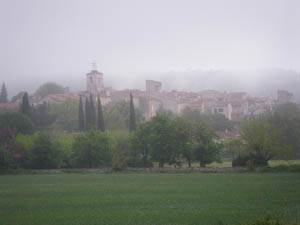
[0,173,300,225]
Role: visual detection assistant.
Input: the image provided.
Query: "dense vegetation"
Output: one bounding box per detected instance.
[1,82,300,170]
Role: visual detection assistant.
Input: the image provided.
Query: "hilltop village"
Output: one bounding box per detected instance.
[24,67,293,122]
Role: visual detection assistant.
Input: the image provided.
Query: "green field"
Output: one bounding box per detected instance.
[1,173,300,225]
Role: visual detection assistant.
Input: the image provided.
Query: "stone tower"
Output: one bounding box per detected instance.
[86,63,104,95]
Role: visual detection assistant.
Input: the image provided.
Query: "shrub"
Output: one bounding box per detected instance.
[72,129,114,168]
[0,145,15,169]
[260,164,300,173]
[0,112,34,135]
[30,133,62,169]
[112,136,129,171]
[127,157,153,167]
[15,134,36,168]
[232,153,268,168]
[53,136,74,168]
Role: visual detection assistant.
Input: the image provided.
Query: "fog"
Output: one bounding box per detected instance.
[0,0,299,98]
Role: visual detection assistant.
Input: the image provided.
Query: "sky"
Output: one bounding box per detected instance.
[0,0,300,95]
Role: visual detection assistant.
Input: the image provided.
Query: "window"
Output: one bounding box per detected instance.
[218,108,224,113]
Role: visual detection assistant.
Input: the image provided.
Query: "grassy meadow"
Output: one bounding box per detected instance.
[1,173,300,225]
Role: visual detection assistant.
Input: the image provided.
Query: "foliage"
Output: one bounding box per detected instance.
[192,123,222,167]
[268,103,300,158]
[0,83,8,103]
[85,96,90,129]
[20,92,31,117]
[130,122,152,167]
[50,99,79,132]
[31,102,56,130]
[72,129,114,168]
[11,91,26,103]
[78,95,85,131]
[181,107,235,131]
[103,100,144,131]
[0,111,34,135]
[97,96,105,132]
[89,94,96,126]
[223,138,244,159]
[232,153,270,168]
[15,134,35,168]
[112,136,129,170]
[53,135,74,168]
[131,113,222,168]
[241,116,290,166]
[147,114,179,167]
[129,93,136,132]
[259,164,300,173]
[35,82,65,98]
[30,133,62,169]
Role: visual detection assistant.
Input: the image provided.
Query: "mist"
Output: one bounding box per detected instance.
[0,0,299,98]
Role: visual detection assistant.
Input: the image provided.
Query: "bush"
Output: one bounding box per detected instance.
[232,153,268,168]
[0,146,15,169]
[53,136,74,168]
[112,136,129,171]
[72,129,114,168]
[127,157,153,167]
[15,134,36,168]
[30,133,62,169]
[260,164,300,173]
[0,112,34,135]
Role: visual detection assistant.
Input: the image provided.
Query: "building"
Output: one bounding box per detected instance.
[86,63,104,95]
[277,90,293,104]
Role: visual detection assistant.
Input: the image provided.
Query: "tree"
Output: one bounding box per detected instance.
[182,107,235,132]
[72,129,113,168]
[268,103,300,158]
[97,96,105,132]
[192,123,222,167]
[129,93,136,132]
[0,83,8,103]
[49,99,79,132]
[30,133,62,169]
[147,114,179,167]
[20,92,31,117]
[85,96,90,129]
[35,82,65,98]
[130,122,152,167]
[79,95,85,132]
[11,91,26,103]
[173,117,193,167]
[0,111,34,135]
[103,100,144,131]
[90,94,96,126]
[241,116,288,166]
[30,102,56,130]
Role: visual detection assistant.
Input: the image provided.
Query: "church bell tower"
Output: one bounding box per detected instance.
[86,62,104,95]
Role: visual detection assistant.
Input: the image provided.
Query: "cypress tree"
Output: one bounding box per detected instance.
[90,94,96,126]
[97,96,105,132]
[0,83,8,103]
[85,96,90,129]
[129,93,136,132]
[20,92,31,117]
[79,95,85,131]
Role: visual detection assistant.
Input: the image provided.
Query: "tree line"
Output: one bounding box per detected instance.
[1,87,300,170]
